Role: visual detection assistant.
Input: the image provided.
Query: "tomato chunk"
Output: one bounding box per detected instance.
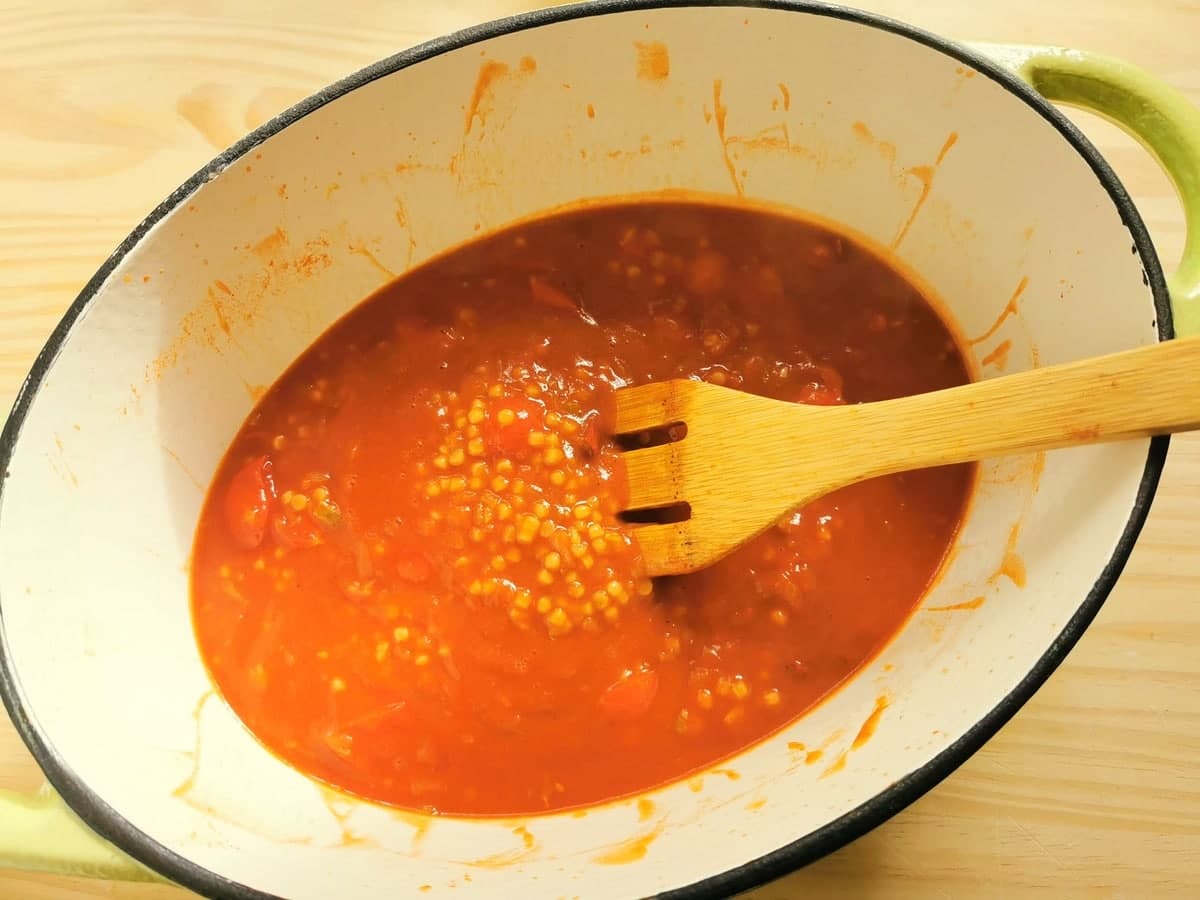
[600,669,659,721]
[224,455,275,549]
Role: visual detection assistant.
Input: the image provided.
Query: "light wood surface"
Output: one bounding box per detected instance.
[617,340,1200,576]
[0,0,1197,897]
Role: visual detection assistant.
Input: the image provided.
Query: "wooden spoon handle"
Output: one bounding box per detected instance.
[843,335,1200,478]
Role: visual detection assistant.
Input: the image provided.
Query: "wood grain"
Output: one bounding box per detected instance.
[1,1,1198,897]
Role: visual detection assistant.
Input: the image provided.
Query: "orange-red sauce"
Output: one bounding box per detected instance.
[192,201,973,815]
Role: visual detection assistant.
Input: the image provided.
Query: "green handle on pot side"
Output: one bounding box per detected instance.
[973,42,1200,338]
[1,41,1199,888]
[0,785,158,881]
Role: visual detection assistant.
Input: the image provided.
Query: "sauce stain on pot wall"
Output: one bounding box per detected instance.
[851,121,897,169]
[593,819,665,865]
[464,56,538,137]
[634,41,670,82]
[926,595,986,612]
[969,276,1030,346]
[462,824,539,868]
[981,338,1013,372]
[892,132,958,249]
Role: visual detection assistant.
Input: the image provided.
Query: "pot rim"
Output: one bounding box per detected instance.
[0,1,1172,898]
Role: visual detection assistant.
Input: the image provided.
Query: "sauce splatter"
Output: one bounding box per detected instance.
[586,103,595,119]
[711,80,741,196]
[997,552,1027,588]
[319,788,376,847]
[593,821,664,865]
[637,797,655,822]
[970,277,1029,345]
[746,798,767,811]
[465,61,511,135]
[851,695,890,750]
[935,132,958,163]
[927,595,985,612]
[395,200,419,270]
[386,809,433,850]
[634,41,670,81]
[149,233,333,383]
[989,523,1027,588]
[980,339,1013,372]
[252,227,288,259]
[819,751,847,779]
[350,244,396,280]
[172,690,216,799]
[462,57,537,139]
[209,291,232,337]
[948,66,979,102]
[892,132,958,248]
[851,121,898,168]
[892,166,934,248]
[778,83,791,111]
[463,825,538,868]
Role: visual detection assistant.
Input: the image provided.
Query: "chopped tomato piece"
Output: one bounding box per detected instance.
[224,455,275,549]
[600,669,659,721]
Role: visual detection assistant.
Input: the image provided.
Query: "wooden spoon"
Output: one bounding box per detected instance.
[614,335,1200,577]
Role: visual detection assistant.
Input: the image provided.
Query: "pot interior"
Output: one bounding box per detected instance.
[0,5,1161,898]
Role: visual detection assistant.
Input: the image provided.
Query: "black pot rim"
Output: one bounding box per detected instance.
[0,2,1172,899]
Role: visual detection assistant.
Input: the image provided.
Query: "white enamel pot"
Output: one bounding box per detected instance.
[2,2,1199,898]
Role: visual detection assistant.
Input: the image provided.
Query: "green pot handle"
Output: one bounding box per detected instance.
[972,43,1200,338]
[0,785,159,881]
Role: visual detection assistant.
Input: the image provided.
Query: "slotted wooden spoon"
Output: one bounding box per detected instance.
[614,335,1200,577]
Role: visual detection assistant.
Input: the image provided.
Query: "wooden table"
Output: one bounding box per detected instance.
[1,1,1197,897]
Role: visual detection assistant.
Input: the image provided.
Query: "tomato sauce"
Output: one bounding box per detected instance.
[192,200,974,816]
